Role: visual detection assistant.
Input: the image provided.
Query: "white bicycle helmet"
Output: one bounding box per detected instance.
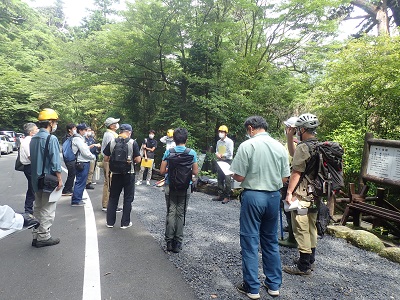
[295,113,319,129]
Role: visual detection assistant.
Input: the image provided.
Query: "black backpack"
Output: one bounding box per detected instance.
[167,148,194,191]
[109,137,134,174]
[303,139,344,198]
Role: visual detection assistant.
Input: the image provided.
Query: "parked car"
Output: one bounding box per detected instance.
[0,135,14,154]
[0,130,18,150]
[16,132,25,149]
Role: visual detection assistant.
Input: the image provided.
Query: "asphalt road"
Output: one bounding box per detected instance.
[0,152,198,300]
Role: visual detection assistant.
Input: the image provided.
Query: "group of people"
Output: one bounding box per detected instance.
[8,107,322,299]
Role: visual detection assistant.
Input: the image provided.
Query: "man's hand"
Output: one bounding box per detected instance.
[285,192,293,205]
[216,153,222,159]
[56,180,63,191]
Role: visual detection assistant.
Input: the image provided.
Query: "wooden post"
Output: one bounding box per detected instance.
[359,132,373,188]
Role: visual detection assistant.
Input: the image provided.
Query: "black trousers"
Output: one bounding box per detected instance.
[63,160,76,194]
[107,173,136,227]
[23,164,35,214]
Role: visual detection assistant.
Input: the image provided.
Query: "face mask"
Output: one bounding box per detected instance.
[115,123,119,130]
[84,132,88,137]
[87,132,92,137]
[149,134,155,139]
[72,129,77,135]
[51,124,57,133]
[218,132,225,139]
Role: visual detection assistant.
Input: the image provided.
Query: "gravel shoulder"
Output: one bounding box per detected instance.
[133,184,400,300]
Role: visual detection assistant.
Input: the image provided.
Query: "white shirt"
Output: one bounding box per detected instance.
[20,136,32,165]
[160,136,176,150]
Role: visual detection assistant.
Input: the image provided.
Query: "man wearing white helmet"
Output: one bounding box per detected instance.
[283,113,320,276]
[101,117,121,212]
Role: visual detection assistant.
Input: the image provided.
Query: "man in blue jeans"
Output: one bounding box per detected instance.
[71,123,96,206]
[230,116,290,299]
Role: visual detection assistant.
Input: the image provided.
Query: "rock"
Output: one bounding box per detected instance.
[345,230,385,253]
[379,247,400,264]
[327,225,352,239]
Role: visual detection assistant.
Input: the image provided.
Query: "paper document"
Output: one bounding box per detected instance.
[49,186,63,203]
[217,161,234,176]
[283,198,299,212]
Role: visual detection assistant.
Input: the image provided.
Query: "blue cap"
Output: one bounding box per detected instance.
[120,124,132,132]
[76,123,88,131]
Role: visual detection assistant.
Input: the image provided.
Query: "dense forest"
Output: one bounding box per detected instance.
[1,0,400,188]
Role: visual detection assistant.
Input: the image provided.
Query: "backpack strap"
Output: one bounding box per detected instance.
[127,139,134,160]
[110,138,117,153]
[168,147,191,155]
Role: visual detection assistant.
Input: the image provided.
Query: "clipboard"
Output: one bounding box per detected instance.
[140,158,154,168]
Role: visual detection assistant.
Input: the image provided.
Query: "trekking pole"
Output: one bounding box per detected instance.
[279,206,284,240]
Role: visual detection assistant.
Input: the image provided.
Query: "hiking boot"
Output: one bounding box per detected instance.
[146,181,151,186]
[261,283,279,297]
[22,213,40,229]
[172,241,182,253]
[120,222,132,229]
[85,183,95,190]
[293,258,315,271]
[102,207,107,212]
[236,282,260,299]
[222,198,230,204]
[135,180,142,185]
[35,237,60,248]
[278,237,297,248]
[283,265,311,276]
[71,201,85,207]
[212,197,222,201]
[166,241,174,252]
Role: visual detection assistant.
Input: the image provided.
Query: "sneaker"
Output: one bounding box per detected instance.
[62,192,72,196]
[71,201,85,207]
[293,258,315,271]
[121,222,132,229]
[236,282,260,299]
[278,237,297,248]
[222,198,230,204]
[135,180,142,186]
[106,224,113,228]
[102,207,107,212]
[85,183,95,190]
[172,241,182,253]
[283,265,312,276]
[146,181,151,186]
[166,241,174,251]
[212,197,222,201]
[116,207,123,213]
[35,237,60,248]
[91,182,97,185]
[22,213,40,229]
[261,282,279,297]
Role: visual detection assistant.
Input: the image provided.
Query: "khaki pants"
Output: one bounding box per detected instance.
[291,200,318,254]
[102,161,111,209]
[86,159,96,184]
[32,191,57,241]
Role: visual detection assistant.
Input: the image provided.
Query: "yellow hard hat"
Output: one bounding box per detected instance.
[38,108,59,121]
[218,125,228,133]
[167,129,174,138]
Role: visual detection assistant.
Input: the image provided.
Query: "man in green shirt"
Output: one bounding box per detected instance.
[230,116,290,299]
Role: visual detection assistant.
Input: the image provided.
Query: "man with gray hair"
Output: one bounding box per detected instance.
[19,122,39,214]
[230,116,290,299]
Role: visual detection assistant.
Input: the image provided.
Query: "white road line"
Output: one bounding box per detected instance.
[61,166,101,300]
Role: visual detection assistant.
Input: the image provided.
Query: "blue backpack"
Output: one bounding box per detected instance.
[62,137,77,162]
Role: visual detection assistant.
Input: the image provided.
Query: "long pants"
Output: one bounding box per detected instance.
[102,161,111,209]
[62,160,76,194]
[32,190,57,241]
[137,166,153,182]
[107,173,135,227]
[240,189,282,294]
[72,162,90,204]
[23,164,35,214]
[164,185,191,243]
[217,159,232,198]
[86,159,96,184]
[291,207,318,254]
